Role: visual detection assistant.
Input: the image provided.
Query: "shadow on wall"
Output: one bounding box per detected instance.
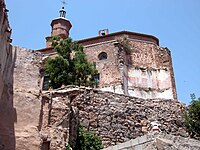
[0,46,17,150]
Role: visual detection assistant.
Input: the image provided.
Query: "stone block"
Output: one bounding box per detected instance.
[138,135,147,144]
[118,140,132,149]
[134,145,142,150]
[131,138,139,146]
[112,145,119,150]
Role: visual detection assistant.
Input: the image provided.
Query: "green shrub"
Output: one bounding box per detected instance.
[45,37,98,89]
[66,144,71,150]
[75,126,103,150]
[184,94,200,138]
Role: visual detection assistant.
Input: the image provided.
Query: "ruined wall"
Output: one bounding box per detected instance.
[41,87,186,149]
[13,46,43,150]
[0,0,12,102]
[7,45,182,150]
[0,0,16,149]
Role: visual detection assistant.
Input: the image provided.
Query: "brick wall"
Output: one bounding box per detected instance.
[84,41,122,88]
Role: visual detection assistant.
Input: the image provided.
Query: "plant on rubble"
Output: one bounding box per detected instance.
[74,125,103,150]
[117,37,132,53]
[184,94,200,139]
[45,36,98,89]
[66,144,72,150]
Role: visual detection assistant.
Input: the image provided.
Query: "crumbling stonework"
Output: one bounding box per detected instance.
[40,87,187,149]
[0,0,16,149]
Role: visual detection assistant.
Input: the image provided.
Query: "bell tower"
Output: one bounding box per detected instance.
[46,6,72,48]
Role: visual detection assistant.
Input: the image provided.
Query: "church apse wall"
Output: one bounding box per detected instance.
[79,32,177,100]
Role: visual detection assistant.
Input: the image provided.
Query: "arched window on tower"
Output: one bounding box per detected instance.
[98,52,107,60]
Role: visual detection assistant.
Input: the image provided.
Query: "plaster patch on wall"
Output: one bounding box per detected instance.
[127,68,173,99]
[128,88,173,99]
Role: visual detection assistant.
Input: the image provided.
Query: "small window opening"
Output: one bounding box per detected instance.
[98,52,107,60]
[42,75,50,90]
[94,73,100,83]
[41,141,50,150]
[98,29,109,36]
[101,30,106,36]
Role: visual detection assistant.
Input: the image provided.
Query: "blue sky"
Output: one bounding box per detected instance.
[6,0,200,104]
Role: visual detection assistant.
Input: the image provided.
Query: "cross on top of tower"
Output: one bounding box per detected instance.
[59,0,67,18]
[61,0,67,6]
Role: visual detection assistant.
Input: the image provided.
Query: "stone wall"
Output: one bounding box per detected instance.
[13,46,43,150]
[0,0,16,149]
[0,0,12,102]
[40,87,187,149]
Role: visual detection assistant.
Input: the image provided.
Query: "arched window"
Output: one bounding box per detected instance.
[98,52,107,60]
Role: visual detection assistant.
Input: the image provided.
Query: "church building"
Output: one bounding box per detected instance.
[38,7,177,100]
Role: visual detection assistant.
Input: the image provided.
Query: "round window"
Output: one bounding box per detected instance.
[98,52,107,60]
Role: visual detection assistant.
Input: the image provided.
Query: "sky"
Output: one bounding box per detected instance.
[5,0,200,104]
